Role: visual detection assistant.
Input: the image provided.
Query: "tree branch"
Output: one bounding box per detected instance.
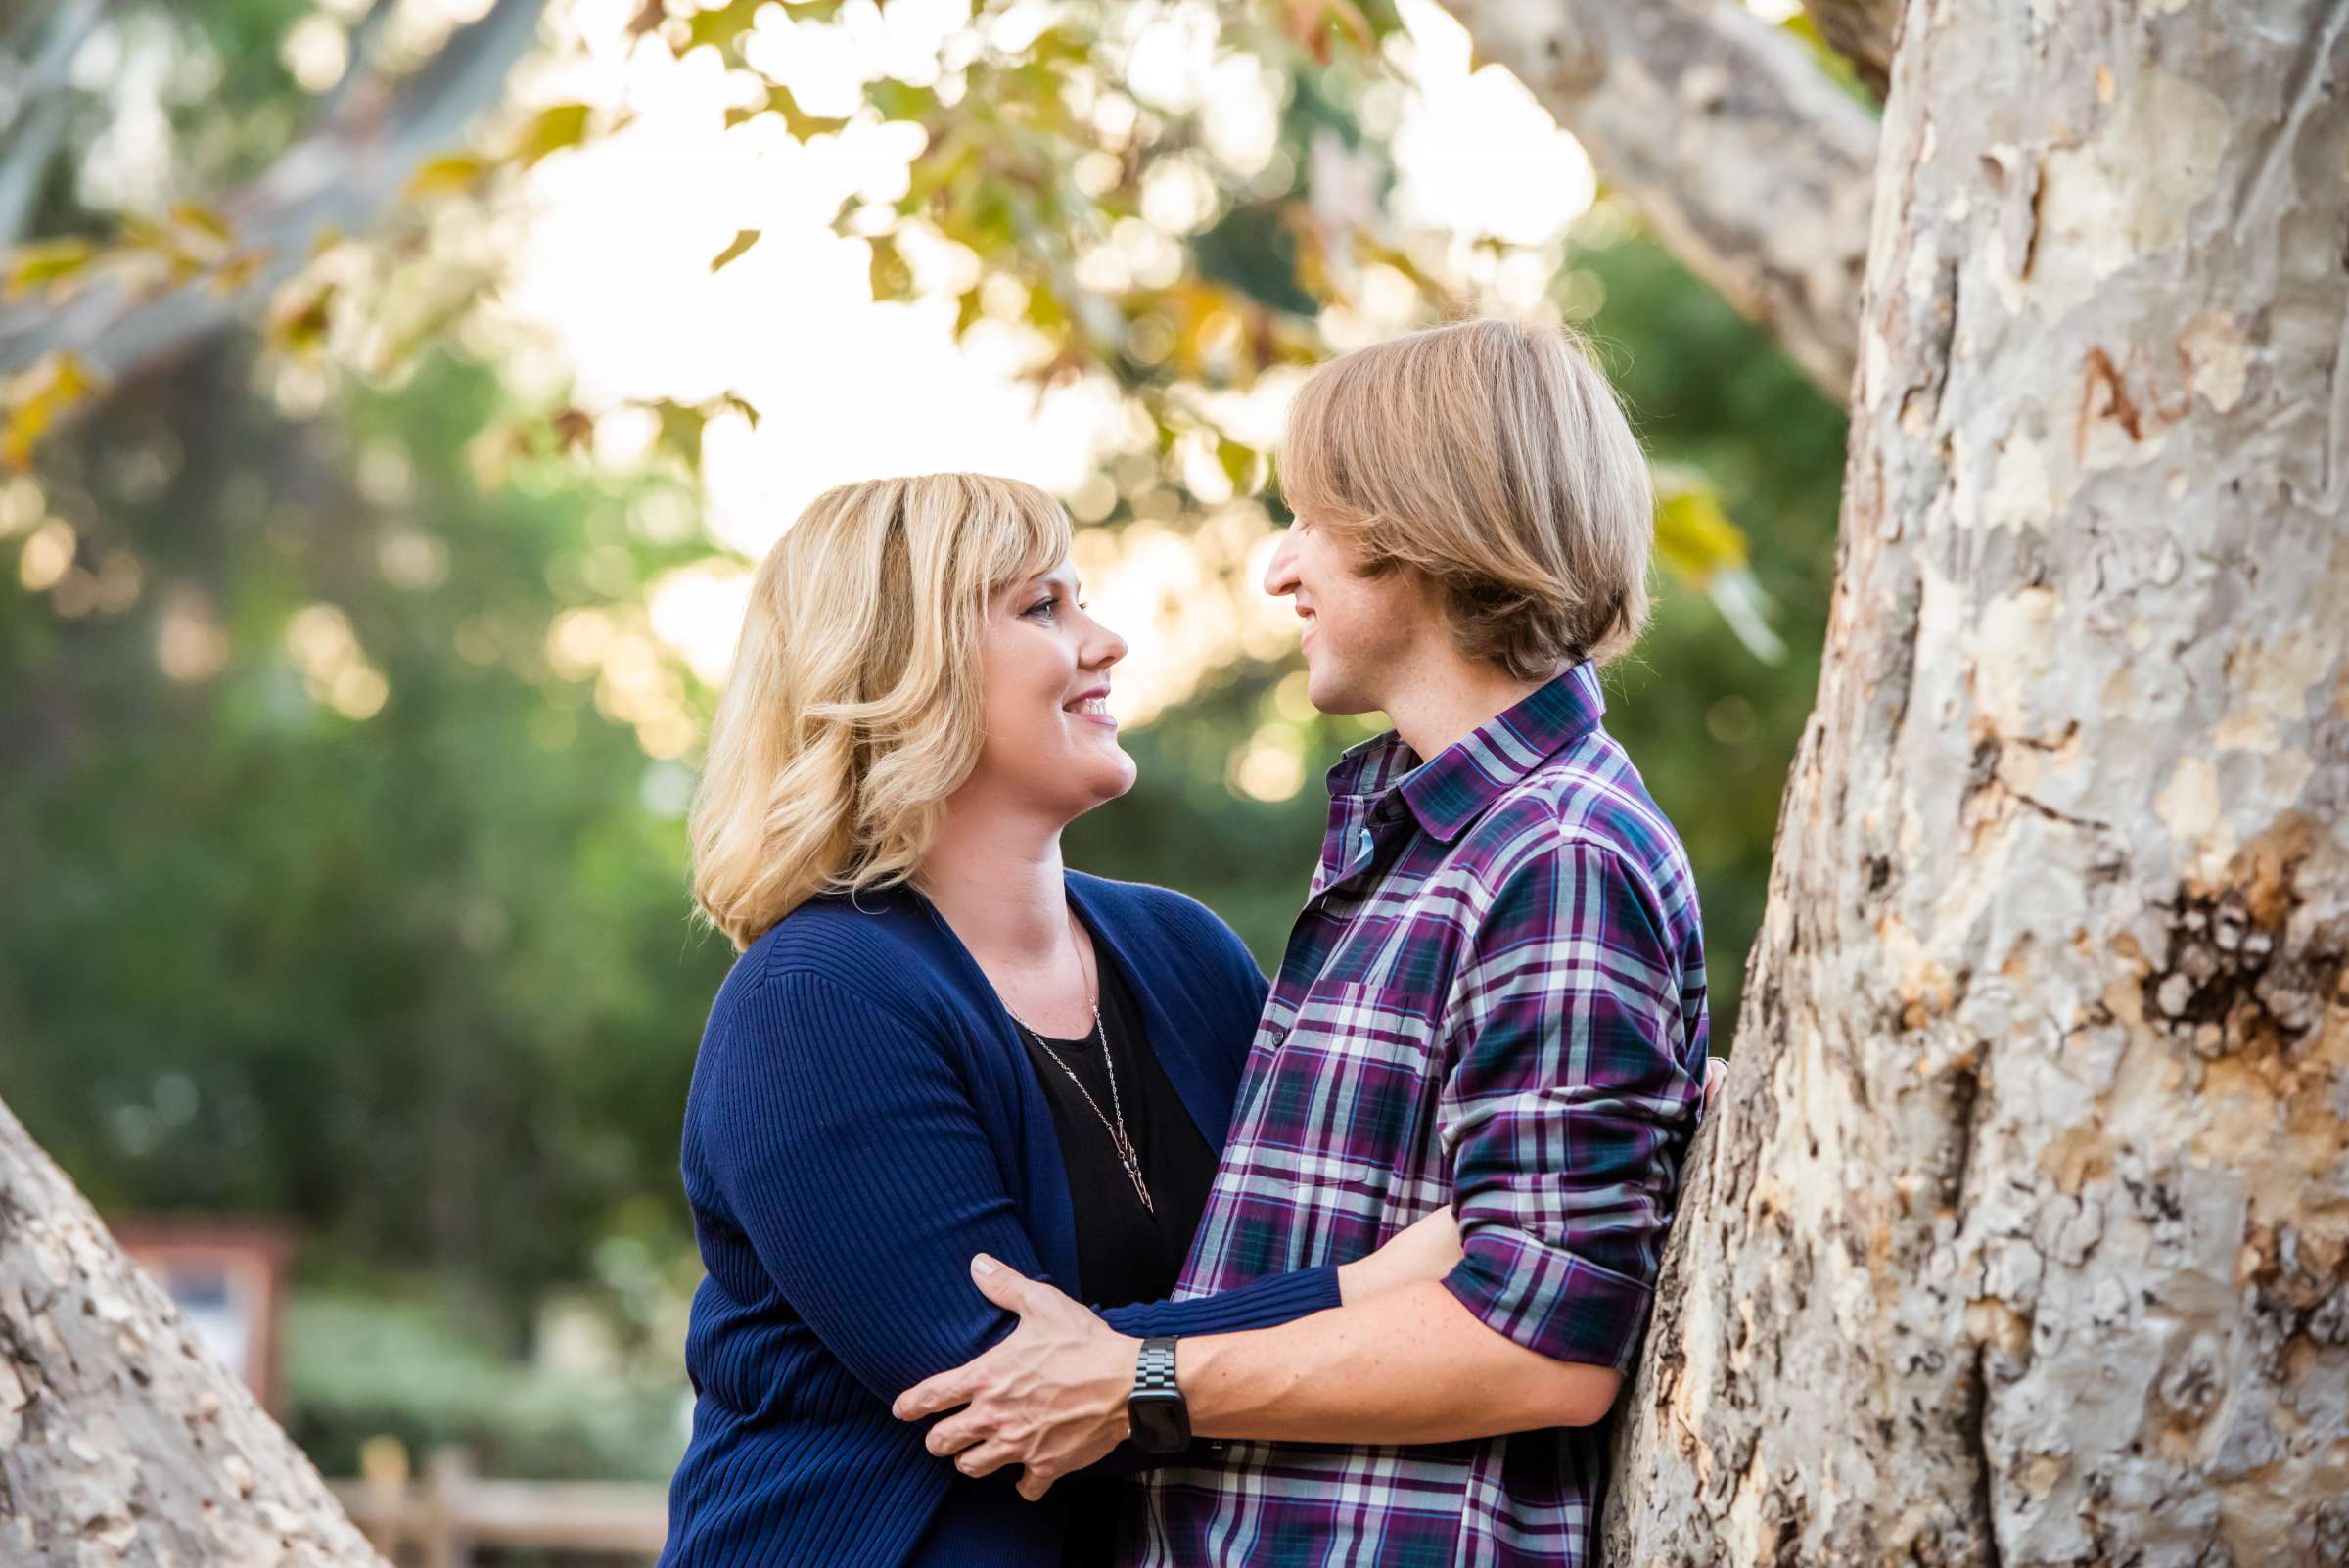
[1441,0,1877,401]
[1801,0,1899,99]
[0,0,549,391]
[0,0,111,248]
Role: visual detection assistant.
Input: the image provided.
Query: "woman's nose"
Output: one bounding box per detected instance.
[1085,617,1128,669]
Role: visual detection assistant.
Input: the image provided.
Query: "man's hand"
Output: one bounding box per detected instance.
[892,1254,1141,1501]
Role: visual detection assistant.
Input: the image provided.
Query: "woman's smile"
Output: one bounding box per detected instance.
[1065,687,1117,728]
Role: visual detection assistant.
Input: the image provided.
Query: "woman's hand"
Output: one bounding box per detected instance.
[1336,1204,1462,1305]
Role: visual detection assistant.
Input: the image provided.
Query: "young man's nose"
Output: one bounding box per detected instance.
[1263,526,1302,597]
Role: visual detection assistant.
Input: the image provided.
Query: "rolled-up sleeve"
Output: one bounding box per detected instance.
[1435,840,1702,1374]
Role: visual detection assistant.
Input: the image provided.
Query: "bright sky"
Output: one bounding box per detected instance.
[496,0,1599,735]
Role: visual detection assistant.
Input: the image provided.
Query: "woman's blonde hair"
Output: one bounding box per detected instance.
[1276,316,1653,676]
[690,473,1072,950]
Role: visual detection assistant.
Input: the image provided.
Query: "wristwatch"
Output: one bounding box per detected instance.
[1127,1336,1190,1453]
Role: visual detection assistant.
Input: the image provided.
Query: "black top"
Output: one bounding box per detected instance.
[1013,937,1219,1565]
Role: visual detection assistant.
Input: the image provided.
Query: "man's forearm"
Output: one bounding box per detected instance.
[1175,1279,1622,1446]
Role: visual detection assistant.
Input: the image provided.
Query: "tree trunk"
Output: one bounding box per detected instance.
[1606,1,2349,1563]
[0,1097,383,1568]
[1442,0,1878,401]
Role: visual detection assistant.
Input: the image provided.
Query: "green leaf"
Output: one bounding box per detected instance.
[709,229,761,273]
[717,391,761,430]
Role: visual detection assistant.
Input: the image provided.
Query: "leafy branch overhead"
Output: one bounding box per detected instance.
[0,0,1888,659]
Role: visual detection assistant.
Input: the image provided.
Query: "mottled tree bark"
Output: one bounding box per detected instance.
[1607,1,2349,1564]
[0,1098,383,1568]
[1441,0,1878,400]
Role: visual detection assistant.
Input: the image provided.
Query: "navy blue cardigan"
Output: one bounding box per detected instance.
[658,873,1343,1568]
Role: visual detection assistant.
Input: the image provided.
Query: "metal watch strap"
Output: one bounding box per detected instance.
[1134,1336,1180,1397]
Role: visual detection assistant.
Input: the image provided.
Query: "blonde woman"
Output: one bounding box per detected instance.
[656,474,1461,1568]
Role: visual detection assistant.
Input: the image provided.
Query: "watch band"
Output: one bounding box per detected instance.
[1135,1336,1180,1397]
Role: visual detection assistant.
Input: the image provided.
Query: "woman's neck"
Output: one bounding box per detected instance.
[916,789,1077,977]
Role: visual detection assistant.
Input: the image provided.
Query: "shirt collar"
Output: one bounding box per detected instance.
[1323,661,1608,844]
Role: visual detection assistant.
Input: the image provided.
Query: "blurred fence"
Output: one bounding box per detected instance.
[332,1448,666,1567]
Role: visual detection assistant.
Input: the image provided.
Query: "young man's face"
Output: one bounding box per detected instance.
[1262,513,1438,716]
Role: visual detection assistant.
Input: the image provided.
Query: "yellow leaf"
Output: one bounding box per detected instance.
[770,84,850,141]
[169,203,235,249]
[866,235,909,300]
[1651,474,1750,585]
[709,229,761,273]
[512,103,593,169]
[653,398,708,464]
[210,250,269,296]
[265,280,339,358]
[4,239,97,300]
[405,154,489,199]
[682,0,765,54]
[2,351,106,471]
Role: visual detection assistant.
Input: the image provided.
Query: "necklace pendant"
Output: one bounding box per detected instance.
[1125,1158,1155,1215]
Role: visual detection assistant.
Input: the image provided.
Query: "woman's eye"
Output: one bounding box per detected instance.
[1024,595,1058,618]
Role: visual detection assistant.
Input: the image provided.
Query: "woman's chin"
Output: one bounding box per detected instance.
[1075,751,1139,808]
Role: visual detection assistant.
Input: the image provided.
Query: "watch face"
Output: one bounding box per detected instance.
[1128,1391,1190,1453]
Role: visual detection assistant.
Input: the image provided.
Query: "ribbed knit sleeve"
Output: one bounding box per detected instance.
[691,967,1342,1408]
[690,969,1042,1400]
[1099,1263,1339,1335]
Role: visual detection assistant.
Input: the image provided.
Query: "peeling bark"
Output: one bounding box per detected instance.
[1607,2,2349,1564]
[0,1098,383,1568]
[1441,0,1878,401]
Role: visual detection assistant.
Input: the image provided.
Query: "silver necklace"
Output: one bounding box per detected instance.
[1003,916,1155,1215]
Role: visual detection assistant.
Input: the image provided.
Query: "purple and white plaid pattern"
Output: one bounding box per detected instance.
[1125,661,1710,1568]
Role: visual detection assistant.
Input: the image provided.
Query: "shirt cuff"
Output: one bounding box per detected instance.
[1440,1230,1654,1373]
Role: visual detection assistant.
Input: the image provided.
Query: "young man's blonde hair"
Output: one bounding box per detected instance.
[690,473,1071,950]
[1276,316,1653,675]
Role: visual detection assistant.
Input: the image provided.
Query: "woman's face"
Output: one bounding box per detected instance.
[965,560,1135,822]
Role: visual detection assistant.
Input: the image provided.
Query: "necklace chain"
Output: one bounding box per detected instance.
[1001,912,1154,1216]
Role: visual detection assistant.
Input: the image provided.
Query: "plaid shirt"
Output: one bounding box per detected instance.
[1126,661,1709,1568]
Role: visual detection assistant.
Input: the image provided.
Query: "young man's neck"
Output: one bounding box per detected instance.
[914,789,1071,967]
[1375,641,1558,764]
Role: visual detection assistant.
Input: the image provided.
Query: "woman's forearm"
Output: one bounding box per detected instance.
[1177,1279,1623,1445]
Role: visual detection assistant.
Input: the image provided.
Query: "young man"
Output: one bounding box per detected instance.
[895,318,1711,1567]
